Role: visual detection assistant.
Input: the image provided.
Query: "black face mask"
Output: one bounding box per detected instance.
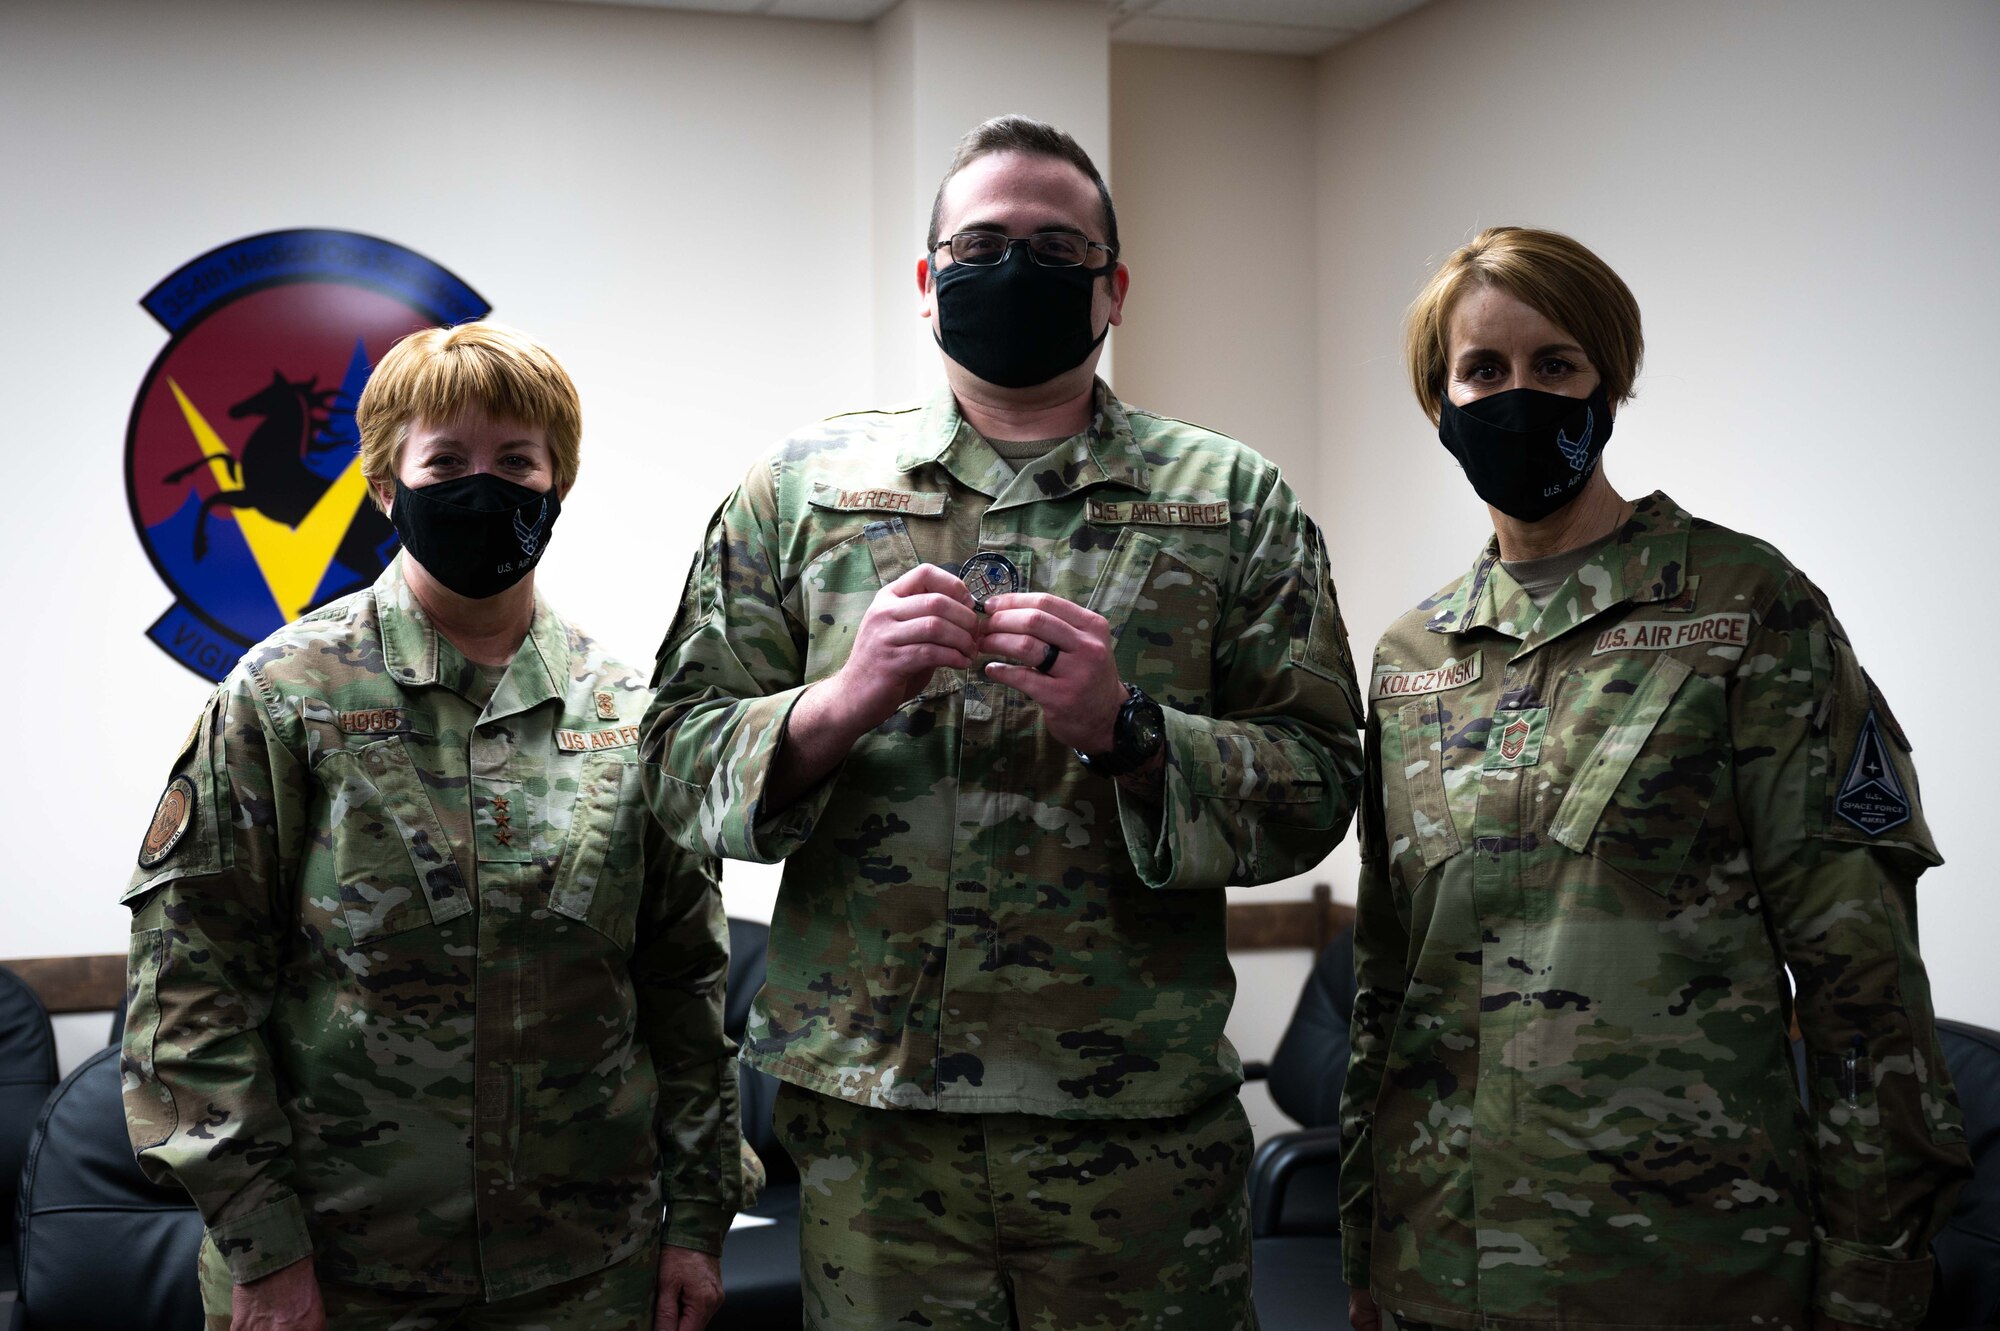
[390,474,560,600]
[932,246,1113,389]
[1437,385,1614,522]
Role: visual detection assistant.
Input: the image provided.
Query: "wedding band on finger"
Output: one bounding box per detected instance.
[1036,644,1061,675]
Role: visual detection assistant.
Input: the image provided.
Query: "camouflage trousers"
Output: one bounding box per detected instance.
[197,1232,659,1330]
[774,1081,1259,1331]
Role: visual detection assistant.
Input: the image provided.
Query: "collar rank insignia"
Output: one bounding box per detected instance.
[1835,708,1911,836]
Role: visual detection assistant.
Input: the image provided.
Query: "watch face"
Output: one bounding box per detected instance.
[1123,693,1165,759]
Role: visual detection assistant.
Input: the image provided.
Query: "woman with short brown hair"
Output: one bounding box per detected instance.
[1340,227,1969,1331]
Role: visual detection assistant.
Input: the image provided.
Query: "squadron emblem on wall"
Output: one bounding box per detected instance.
[125,230,490,681]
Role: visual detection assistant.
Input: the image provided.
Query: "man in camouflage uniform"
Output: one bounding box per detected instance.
[1340,491,1973,1330]
[122,322,744,1329]
[642,116,1364,1329]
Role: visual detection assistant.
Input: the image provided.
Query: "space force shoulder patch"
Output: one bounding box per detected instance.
[1834,708,1912,836]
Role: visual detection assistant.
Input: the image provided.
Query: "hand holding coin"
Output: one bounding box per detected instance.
[825,562,980,733]
[980,589,1127,755]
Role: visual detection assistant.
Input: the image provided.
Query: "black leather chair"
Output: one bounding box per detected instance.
[1,966,60,1300]
[1926,1018,2000,1330]
[1242,930,2000,1331]
[714,916,805,1330]
[10,1045,204,1329]
[1242,930,1353,1331]
[10,923,804,1329]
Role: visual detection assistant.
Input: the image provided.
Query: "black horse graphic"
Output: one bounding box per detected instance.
[163,370,396,593]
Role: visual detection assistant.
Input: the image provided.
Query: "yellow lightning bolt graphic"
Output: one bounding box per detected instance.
[167,378,369,622]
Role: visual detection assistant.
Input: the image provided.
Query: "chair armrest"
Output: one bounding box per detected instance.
[1241,1060,1270,1082]
[1248,1124,1343,1238]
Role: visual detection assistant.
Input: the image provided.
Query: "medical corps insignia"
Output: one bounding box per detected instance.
[126,230,490,681]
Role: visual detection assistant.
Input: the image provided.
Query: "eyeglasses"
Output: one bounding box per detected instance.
[932,230,1115,268]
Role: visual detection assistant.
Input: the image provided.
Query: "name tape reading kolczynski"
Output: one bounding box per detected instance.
[959,551,1021,609]
[1371,653,1483,702]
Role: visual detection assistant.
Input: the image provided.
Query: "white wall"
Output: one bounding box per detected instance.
[1311,0,2000,1029]
[872,0,1111,399]
[0,0,879,976]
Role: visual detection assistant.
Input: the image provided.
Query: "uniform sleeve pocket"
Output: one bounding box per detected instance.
[316,739,470,945]
[1290,516,1358,689]
[550,758,646,953]
[1549,654,1721,894]
[120,928,176,1150]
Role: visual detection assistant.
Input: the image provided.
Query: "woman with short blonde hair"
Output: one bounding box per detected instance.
[121,321,744,1331]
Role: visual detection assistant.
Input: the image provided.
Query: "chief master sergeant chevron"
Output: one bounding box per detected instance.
[641,116,1365,1329]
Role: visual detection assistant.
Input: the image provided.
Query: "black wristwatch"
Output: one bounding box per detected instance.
[1075,684,1165,776]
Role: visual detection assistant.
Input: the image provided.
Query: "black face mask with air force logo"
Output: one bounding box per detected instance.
[390,474,560,600]
[1437,384,1614,522]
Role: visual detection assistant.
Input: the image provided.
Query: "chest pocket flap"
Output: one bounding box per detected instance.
[550,757,646,953]
[1547,653,1721,893]
[317,737,471,945]
[1085,526,1216,707]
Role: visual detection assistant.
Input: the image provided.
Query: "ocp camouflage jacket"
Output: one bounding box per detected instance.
[1339,493,1971,1331]
[121,557,742,1298]
[642,381,1365,1118]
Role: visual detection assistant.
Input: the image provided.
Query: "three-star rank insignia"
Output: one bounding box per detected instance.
[1835,708,1912,836]
[138,776,197,868]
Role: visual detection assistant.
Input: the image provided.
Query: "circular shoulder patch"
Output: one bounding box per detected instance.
[138,775,197,869]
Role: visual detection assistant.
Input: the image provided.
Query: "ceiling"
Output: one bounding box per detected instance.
[537,0,1433,55]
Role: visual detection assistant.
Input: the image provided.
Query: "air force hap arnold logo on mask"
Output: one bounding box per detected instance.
[126,229,490,681]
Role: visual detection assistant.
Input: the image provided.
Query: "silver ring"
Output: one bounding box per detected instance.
[1036,644,1061,675]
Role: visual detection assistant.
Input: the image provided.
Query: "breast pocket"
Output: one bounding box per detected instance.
[315,738,470,946]
[1547,653,1728,895]
[1085,527,1217,712]
[800,518,963,708]
[1381,695,1464,894]
[549,757,647,953]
